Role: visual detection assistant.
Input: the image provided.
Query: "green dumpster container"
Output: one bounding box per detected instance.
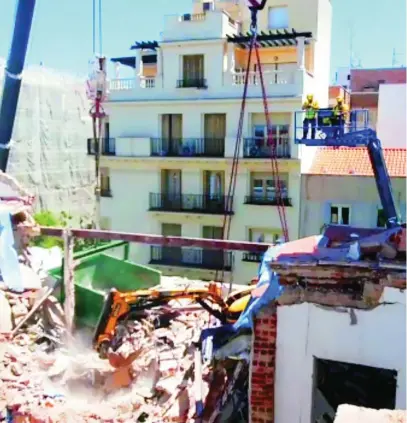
[48,242,161,328]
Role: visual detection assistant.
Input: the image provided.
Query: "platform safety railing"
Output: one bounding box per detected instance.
[294,109,370,146]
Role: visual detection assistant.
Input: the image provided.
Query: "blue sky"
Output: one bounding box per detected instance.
[0,0,405,80]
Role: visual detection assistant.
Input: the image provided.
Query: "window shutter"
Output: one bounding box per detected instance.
[323,202,332,225]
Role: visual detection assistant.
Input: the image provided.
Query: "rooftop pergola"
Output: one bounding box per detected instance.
[110,56,137,68]
[130,40,159,51]
[226,29,313,49]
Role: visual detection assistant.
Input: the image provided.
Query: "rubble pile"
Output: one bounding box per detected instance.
[0,288,246,422]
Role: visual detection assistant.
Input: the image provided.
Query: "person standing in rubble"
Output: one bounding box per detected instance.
[333,96,349,138]
[302,94,319,139]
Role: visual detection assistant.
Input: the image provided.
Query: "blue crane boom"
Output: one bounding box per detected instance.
[0,0,37,172]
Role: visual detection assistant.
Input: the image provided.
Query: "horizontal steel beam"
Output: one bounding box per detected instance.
[40,227,270,253]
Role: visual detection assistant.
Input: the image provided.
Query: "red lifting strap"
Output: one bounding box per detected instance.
[254,44,290,243]
[216,4,289,284]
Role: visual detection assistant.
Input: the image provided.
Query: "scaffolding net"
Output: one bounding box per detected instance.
[0,59,95,223]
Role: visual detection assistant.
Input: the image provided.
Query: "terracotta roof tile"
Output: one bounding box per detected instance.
[306,147,406,177]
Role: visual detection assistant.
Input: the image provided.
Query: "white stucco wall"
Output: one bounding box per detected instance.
[274,288,406,423]
[377,83,407,148]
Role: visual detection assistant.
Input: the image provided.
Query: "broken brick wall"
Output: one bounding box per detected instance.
[249,305,277,423]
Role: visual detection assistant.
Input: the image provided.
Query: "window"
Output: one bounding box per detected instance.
[253,124,290,156]
[160,114,182,155]
[330,205,350,225]
[377,208,386,227]
[162,223,181,237]
[181,55,204,86]
[203,1,214,11]
[268,6,289,30]
[161,114,182,140]
[251,172,288,200]
[203,226,223,239]
[204,170,224,198]
[100,167,111,197]
[204,114,226,139]
[249,228,282,243]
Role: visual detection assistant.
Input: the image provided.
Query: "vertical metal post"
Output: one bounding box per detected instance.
[194,347,204,417]
[63,229,75,335]
[124,242,130,261]
[0,0,37,172]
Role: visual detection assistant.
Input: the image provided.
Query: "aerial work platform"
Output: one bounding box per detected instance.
[294,109,370,147]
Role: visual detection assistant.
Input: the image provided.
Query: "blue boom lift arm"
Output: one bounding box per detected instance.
[296,108,400,229]
[0,0,37,172]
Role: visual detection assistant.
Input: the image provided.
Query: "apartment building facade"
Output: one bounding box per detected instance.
[98,0,332,284]
[350,67,406,130]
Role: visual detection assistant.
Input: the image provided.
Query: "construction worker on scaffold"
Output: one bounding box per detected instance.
[333,96,349,138]
[302,94,319,139]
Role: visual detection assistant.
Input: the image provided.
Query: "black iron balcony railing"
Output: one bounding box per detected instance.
[244,195,293,207]
[150,138,224,157]
[87,138,116,156]
[242,252,263,263]
[100,188,112,197]
[150,246,233,271]
[149,193,233,215]
[243,138,291,159]
[176,78,207,89]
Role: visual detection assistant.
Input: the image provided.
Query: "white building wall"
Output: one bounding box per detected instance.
[377,83,407,148]
[312,0,332,106]
[274,288,406,423]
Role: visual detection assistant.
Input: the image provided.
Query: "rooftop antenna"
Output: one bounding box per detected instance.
[349,22,355,69]
[391,48,401,67]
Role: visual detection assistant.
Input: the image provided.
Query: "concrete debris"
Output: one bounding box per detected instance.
[334,404,407,423]
[0,283,248,422]
[0,291,13,333]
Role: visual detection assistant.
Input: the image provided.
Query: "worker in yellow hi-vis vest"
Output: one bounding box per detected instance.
[333,96,349,138]
[302,94,319,139]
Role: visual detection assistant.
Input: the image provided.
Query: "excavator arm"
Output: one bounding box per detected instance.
[93,284,254,358]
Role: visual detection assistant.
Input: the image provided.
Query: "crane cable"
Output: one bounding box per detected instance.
[90,0,106,228]
[215,4,289,285]
[215,34,257,284]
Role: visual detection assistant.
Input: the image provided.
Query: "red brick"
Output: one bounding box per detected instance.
[251,310,278,423]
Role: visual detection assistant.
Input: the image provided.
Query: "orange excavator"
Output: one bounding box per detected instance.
[93,283,254,361]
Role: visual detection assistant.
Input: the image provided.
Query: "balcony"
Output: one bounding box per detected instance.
[243,138,291,159]
[108,68,313,102]
[150,138,225,157]
[150,246,233,271]
[242,252,263,263]
[162,10,239,42]
[109,77,155,91]
[176,78,207,89]
[245,195,293,207]
[149,193,233,215]
[87,138,116,156]
[232,70,296,86]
